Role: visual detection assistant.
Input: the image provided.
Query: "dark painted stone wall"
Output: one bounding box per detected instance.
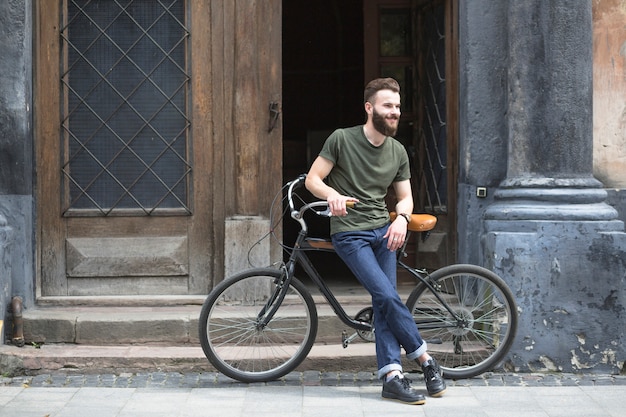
[457,1,509,264]
[0,0,31,196]
[0,0,34,342]
[507,2,594,180]
[484,219,626,373]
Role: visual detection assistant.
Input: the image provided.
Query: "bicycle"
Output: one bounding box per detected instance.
[199,174,518,383]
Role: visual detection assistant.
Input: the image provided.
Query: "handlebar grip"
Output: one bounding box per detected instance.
[346,201,357,209]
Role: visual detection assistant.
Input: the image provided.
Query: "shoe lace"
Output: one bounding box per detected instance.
[400,377,413,390]
[424,364,440,381]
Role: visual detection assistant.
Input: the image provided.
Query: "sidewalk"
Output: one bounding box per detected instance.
[1,371,625,417]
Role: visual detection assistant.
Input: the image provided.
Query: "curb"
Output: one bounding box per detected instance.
[0,342,379,377]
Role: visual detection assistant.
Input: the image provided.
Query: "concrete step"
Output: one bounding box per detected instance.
[18,292,375,346]
[1,289,390,376]
[2,286,422,376]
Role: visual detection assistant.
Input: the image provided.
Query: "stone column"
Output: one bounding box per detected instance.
[484,0,626,373]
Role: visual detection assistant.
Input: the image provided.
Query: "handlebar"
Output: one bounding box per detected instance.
[286,174,356,234]
[286,174,307,213]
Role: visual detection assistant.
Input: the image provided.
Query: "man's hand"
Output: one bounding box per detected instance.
[306,156,359,215]
[384,217,408,251]
[327,194,359,217]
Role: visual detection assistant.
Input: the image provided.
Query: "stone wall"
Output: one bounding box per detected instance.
[0,0,34,324]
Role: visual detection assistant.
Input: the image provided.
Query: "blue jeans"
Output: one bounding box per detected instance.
[332,224,427,379]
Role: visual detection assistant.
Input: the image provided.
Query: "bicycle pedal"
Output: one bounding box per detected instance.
[342,330,358,348]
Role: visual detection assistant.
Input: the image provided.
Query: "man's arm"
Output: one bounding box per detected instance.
[384,179,413,251]
[305,156,358,217]
[392,179,413,217]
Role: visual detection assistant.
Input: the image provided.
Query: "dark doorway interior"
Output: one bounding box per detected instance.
[282,1,364,284]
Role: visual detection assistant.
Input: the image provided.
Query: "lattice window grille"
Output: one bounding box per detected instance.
[414,2,447,214]
[60,0,191,216]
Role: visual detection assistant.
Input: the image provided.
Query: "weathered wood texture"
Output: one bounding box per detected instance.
[214,0,283,285]
[222,0,282,216]
[35,1,283,297]
[36,0,65,296]
[189,0,214,293]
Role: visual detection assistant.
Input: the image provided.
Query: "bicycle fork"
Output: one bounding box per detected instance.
[254,263,293,330]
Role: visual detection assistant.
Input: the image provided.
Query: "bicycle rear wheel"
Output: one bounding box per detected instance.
[199,268,318,383]
[406,264,517,379]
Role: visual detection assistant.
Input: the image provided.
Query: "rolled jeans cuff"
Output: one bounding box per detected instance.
[406,341,428,362]
[377,363,404,380]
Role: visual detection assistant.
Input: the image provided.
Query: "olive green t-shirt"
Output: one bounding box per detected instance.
[318,125,411,235]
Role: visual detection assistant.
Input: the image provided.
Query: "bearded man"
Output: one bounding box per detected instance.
[305,77,447,405]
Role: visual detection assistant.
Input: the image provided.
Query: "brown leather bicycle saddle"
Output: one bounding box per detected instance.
[389,212,437,232]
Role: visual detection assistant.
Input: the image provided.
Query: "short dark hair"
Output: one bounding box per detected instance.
[364,78,400,103]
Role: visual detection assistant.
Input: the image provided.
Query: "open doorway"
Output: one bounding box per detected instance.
[282,1,364,286]
[282,0,456,287]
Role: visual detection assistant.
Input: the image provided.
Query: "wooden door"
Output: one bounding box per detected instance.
[35,1,283,298]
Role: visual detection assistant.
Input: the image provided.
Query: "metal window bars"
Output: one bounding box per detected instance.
[414,1,447,214]
[60,0,191,216]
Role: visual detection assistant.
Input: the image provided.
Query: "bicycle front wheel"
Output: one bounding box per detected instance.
[199,268,318,383]
[406,264,517,379]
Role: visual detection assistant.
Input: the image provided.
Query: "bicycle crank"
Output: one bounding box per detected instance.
[341,307,376,348]
[355,307,375,342]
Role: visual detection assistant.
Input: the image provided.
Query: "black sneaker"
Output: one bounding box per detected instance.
[382,376,426,405]
[422,358,447,397]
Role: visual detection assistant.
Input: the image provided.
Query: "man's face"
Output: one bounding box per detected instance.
[369,89,401,136]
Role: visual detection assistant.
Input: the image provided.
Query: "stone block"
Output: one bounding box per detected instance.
[224,216,270,278]
[23,315,76,344]
[483,220,626,374]
[76,313,190,344]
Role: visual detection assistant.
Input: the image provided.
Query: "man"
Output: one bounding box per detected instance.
[305,78,446,405]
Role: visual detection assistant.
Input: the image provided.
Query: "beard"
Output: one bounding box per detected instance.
[372,108,399,137]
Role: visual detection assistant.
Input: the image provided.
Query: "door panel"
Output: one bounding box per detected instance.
[65,237,188,278]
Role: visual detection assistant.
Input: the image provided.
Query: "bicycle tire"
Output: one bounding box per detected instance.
[406,264,517,379]
[199,268,318,383]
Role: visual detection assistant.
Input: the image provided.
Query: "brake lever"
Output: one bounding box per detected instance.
[315,208,332,217]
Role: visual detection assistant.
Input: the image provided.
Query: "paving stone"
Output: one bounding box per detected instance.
[66,374,86,387]
[320,372,338,386]
[1,370,625,389]
[282,372,304,386]
[302,370,321,386]
[99,374,117,387]
[196,372,217,387]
